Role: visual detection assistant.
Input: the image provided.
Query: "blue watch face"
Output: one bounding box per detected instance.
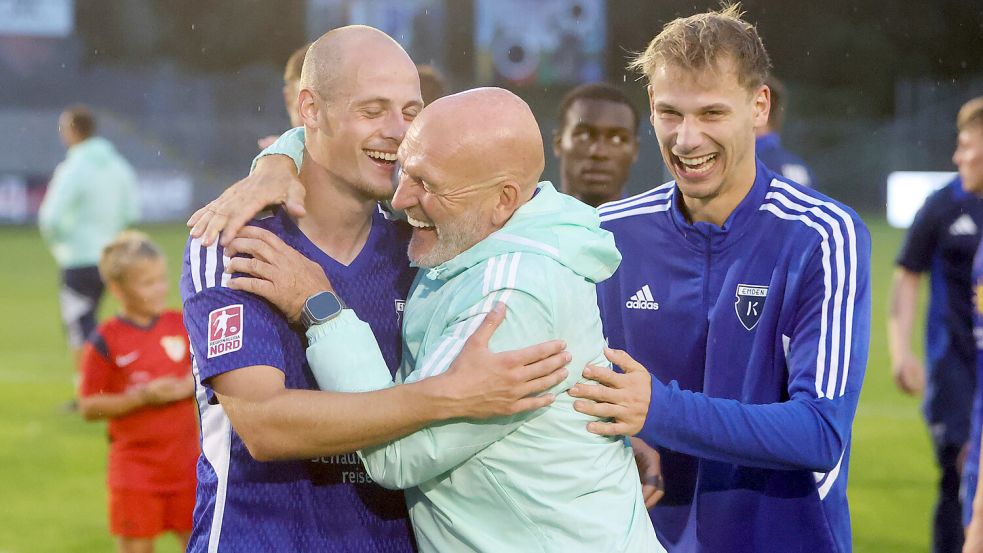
[307,291,343,321]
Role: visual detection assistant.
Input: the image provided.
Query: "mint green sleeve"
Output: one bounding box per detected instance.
[122,165,140,226]
[308,290,556,490]
[38,162,80,241]
[249,127,306,174]
[306,309,395,393]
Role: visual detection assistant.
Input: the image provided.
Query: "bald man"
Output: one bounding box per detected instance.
[180,27,567,552]
[225,88,661,552]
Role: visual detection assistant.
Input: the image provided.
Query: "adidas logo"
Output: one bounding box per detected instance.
[950,214,978,236]
[626,285,659,310]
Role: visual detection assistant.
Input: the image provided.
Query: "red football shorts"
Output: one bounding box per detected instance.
[109,488,195,538]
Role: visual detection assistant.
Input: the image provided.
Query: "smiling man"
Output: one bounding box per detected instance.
[569,5,872,552]
[552,83,640,207]
[233,87,661,552]
[180,27,568,552]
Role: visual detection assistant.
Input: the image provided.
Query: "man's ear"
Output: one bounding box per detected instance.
[298,89,320,129]
[753,85,770,130]
[492,181,523,227]
[551,127,563,158]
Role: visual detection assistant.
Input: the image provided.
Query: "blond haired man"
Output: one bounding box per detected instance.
[569,6,871,552]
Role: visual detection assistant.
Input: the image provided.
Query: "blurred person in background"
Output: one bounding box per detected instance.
[889,96,983,553]
[78,231,197,553]
[258,43,309,150]
[416,63,448,105]
[754,76,816,188]
[552,83,640,207]
[38,105,139,383]
[946,97,983,553]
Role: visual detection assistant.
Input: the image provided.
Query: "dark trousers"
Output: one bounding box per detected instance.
[59,265,104,350]
[933,442,965,553]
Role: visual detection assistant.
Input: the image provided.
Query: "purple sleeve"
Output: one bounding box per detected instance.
[183,286,286,387]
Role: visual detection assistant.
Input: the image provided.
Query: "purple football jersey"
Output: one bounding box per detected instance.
[181,207,417,552]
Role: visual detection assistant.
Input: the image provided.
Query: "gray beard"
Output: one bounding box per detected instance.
[410,208,484,268]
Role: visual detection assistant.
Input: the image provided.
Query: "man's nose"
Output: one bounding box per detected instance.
[587,137,612,159]
[674,116,702,153]
[380,110,410,142]
[391,176,415,211]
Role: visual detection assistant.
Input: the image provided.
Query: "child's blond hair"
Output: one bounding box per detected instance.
[98,231,163,283]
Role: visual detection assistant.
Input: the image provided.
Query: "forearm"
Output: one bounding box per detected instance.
[220,377,457,461]
[250,127,305,174]
[640,378,848,472]
[78,392,146,421]
[972,439,983,519]
[887,269,920,362]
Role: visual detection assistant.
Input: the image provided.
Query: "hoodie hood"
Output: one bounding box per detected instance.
[422,182,621,284]
[68,136,118,164]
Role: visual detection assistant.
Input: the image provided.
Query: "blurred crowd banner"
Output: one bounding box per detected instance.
[0,171,192,225]
[307,0,448,68]
[474,0,605,85]
[885,171,956,229]
[0,0,74,38]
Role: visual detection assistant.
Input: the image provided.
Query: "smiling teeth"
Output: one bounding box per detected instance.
[406,215,434,229]
[678,154,716,166]
[365,150,397,161]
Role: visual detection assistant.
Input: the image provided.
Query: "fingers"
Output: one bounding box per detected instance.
[187,205,207,228]
[284,180,307,218]
[604,347,647,374]
[572,398,622,419]
[225,236,278,264]
[643,485,665,508]
[513,348,570,381]
[234,226,291,251]
[514,364,569,397]
[508,394,556,414]
[585,420,631,437]
[201,212,230,247]
[579,364,626,389]
[225,257,276,281]
[226,276,275,298]
[465,303,506,349]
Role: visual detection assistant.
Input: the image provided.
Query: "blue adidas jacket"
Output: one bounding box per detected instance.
[596,160,871,553]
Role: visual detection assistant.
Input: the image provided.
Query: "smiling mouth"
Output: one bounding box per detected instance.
[365,149,397,165]
[673,153,718,177]
[406,214,435,230]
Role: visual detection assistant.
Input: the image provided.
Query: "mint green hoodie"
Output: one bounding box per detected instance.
[306,183,662,553]
[38,137,139,268]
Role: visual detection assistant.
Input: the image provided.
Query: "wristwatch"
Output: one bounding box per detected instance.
[299,291,345,329]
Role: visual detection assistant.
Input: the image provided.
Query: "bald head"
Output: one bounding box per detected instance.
[412,88,545,194]
[300,25,416,102]
[392,88,548,267]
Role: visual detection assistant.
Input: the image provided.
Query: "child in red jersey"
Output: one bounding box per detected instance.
[78,231,199,553]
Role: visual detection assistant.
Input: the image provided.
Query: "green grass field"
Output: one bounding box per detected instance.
[0,218,934,552]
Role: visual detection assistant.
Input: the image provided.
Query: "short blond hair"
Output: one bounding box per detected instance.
[628,3,771,92]
[284,43,309,84]
[98,231,163,283]
[958,97,983,132]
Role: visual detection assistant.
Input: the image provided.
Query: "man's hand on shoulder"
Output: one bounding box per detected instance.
[569,347,652,436]
[223,226,333,324]
[433,303,570,419]
[188,154,305,247]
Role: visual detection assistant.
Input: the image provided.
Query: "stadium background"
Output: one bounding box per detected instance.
[1,0,981,551]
